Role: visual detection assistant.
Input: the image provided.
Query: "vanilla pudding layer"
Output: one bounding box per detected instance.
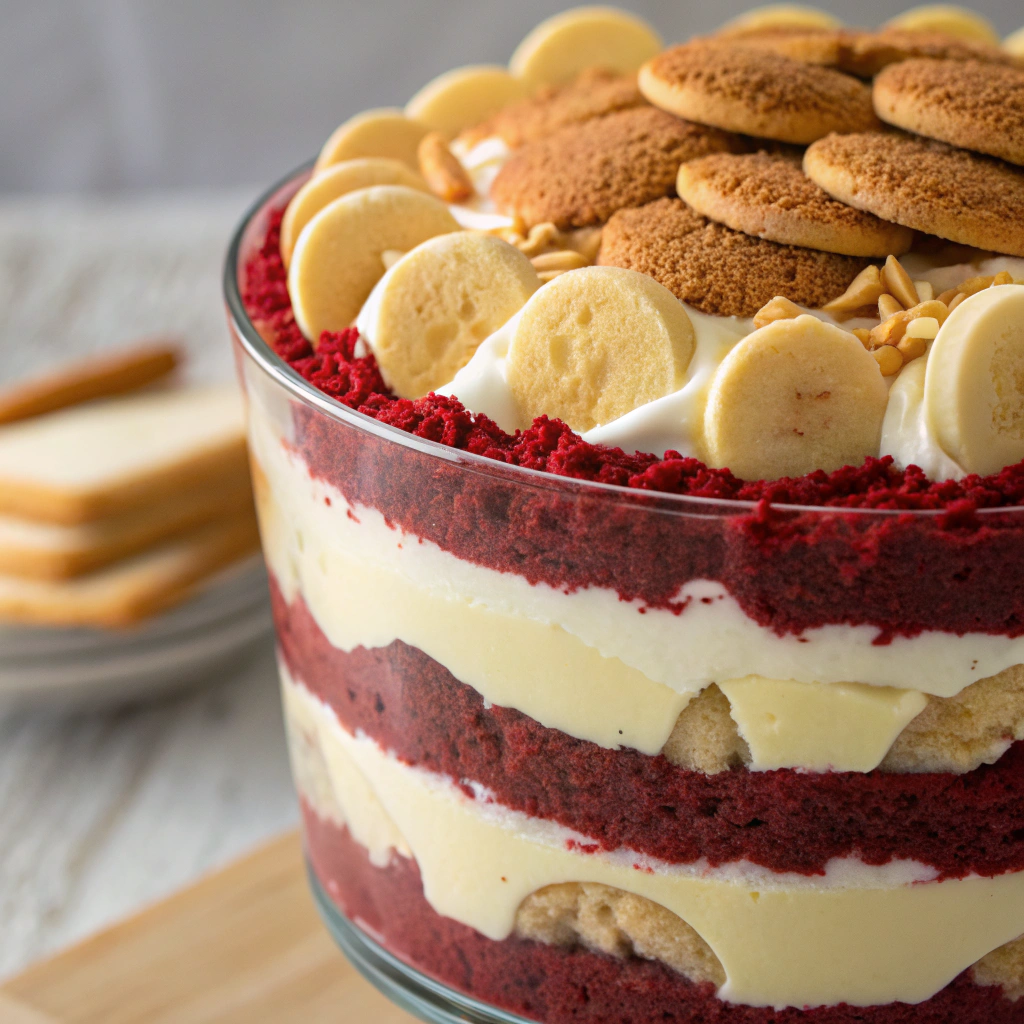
[285,670,1024,1011]
[250,409,1024,774]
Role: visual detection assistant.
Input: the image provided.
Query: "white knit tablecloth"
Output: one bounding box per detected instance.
[0,193,298,979]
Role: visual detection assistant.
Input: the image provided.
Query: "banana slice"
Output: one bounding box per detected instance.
[406,65,529,139]
[505,266,695,432]
[280,159,429,267]
[704,316,889,480]
[288,185,459,344]
[356,233,540,398]
[884,5,1000,46]
[719,4,843,34]
[314,109,430,174]
[1005,25,1024,56]
[509,7,662,89]
[924,284,1024,476]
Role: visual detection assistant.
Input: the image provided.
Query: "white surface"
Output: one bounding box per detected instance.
[0,194,297,979]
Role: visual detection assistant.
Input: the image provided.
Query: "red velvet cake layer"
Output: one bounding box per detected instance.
[303,806,1024,1023]
[276,580,1024,880]
[242,207,1024,639]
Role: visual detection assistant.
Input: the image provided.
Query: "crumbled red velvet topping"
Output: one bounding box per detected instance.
[243,205,1024,509]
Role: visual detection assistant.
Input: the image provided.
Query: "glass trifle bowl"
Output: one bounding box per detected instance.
[226,166,1024,1024]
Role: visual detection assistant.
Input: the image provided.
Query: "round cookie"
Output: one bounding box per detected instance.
[460,68,645,149]
[708,26,844,66]
[703,315,888,480]
[356,233,540,398]
[677,151,913,257]
[884,5,1000,46]
[314,109,430,174]
[804,131,1024,257]
[598,197,869,317]
[287,185,459,342]
[280,159,429,266]
[839,28,1022,77]
[1007,26,1024,58]
[719,5,843,34]
[874,59,1024,167]
[509,7,662,89]
[406,65,528,139]
[638,42,878,145]
[490,106,742,231]
[505,266,695,432]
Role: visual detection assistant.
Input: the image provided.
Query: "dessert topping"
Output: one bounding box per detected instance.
[314,108,429,174]
[405,65,528,139]
[417,132,474,203]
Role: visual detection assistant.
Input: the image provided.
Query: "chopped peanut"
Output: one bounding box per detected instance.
[994,270,1015,286]
[947,291,967,312]
[878,293,904,320]
[957,274,995,297]
[822,265,883,312]
[868,299,947,350]
[852,328,872,348]
[913,280,934,302]
[417,132,474,203]
[517,222,562,257]
[531,250,590,272]
[753,295,803,329]
[881,255,919,309]
[897,334,928,362]
[563,226,603,263]
[873,345,903,376]
[905,316,940,340]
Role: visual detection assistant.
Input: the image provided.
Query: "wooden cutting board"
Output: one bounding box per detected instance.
[0,831,417,1023]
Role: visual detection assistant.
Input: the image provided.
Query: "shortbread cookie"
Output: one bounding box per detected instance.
[598,197,867,316]
[0,516,261,628]
[314,109,430,174]
[0,342,181,426]
[460,68,646,149]
[406,65,528,138]
[639,42,878,144]
[804,131,1024,257]
[509,7,662,89]
[0,480,254,581]
[0,387,250,525]
[505,266,695,432]
[288,185,459,341]
[704,315,888,480]
[839,28,1022,77]
[884,5,1000,46]
[677,151,913,257]
[280,159,428,266]
[709,26,844,66]
[356,233,540,398]
[719,4,843,34]
[491,106,742,230]
[874,59,1024,167]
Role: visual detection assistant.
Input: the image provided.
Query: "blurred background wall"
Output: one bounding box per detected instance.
[3,0,1024,195]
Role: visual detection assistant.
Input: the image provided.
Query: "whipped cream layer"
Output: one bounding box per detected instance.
[286,670,1024,1010]
[249,405,1024,770]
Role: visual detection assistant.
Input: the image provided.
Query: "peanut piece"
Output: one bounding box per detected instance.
[994,270,1015,286]
[897,334,928,362]
[517,222,562,257]
[881,255,919,310]
[947,291,967,312]
[914,280,934,302]
[822,265,883,312]
[852,328,872,348]
[417,132,474,203]
[531,250,590,272]
[753,295,803,329]
[957,274,995,297]
[936,286,958,306]
[873,345,903,376]
[905,316,940,340]
[563,226,603,263]
[878,293,904,320]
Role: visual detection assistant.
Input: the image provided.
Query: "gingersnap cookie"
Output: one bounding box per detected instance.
[874,59,1024,167]
[839,28,1022,77]
[598,197,868,317]
[677,151,913,257]
[804,131,1024,257]
[459,68,646,149]
[638,42,878,145]
[490,106,742,231]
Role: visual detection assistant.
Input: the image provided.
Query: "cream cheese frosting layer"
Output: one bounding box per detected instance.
[248,407,1024,702]
[284,670,1024,1010]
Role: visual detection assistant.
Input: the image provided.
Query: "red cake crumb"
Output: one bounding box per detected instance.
[304,808,1024,1024]
[276,581,1024,881]
[242,205,1024,512]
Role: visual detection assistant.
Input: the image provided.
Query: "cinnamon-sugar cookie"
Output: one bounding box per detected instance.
[804,131,1024,257]
[840,28,1022,77]
[677,151,913,257]
[874,59,1024,167]
[639,42,878,145]
[460,68,646,149]
[597,197,868,317]
[490,106,742,230]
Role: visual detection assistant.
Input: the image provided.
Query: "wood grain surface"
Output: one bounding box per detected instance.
[0,831,416,1024]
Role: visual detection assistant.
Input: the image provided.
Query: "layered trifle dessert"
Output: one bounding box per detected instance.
[228,5,1024,1020]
